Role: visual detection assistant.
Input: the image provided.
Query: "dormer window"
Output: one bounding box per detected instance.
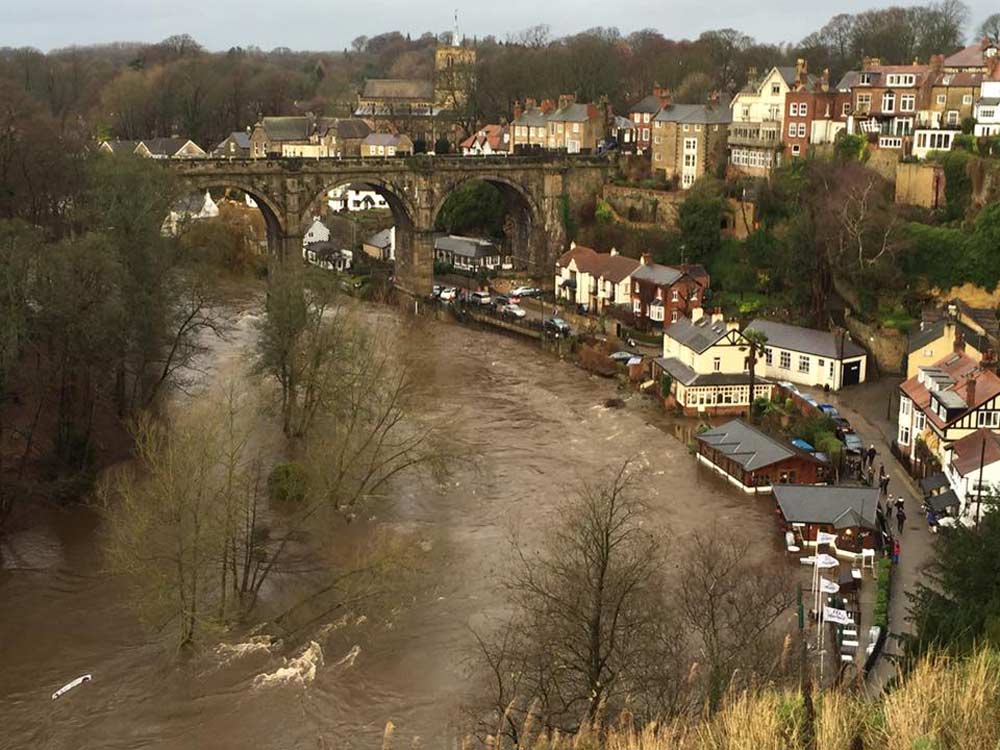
[859,73,872,85]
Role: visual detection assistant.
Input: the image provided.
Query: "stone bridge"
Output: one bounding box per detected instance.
[166,155,612,295]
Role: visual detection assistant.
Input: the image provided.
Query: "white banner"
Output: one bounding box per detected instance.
[820,577,841,594]
[815,553,840,569]
[816,531,838,545]
[823,606,853,626]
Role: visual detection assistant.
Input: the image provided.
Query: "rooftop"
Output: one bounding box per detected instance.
[950,429,1000,477]
[698,420,822,471]
[653,102,732,125]
[435,234,497,258]
[772,485,880,530]
[747,319,866,360]
[664,315,730,354]
[361,78,435,101]
[900,352,1000,429]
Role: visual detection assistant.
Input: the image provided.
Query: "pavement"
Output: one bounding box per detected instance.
[810,378,936,692]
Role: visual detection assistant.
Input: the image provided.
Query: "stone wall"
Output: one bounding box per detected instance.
[601,184,684,226]
[895,162,944,209]
[866,149,900,182]
[844,316,907,376]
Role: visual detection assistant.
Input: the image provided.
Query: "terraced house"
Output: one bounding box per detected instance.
[651,99,730,188]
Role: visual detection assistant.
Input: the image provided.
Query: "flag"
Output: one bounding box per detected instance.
[815,553,840,569]
[820,577,840,594]
[816,531,838,545]
[823,606,853,626]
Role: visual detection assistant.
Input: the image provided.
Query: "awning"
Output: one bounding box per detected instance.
[920,473,949,494]
[927,488,959,513]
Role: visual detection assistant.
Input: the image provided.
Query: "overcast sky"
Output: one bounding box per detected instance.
[4,1,996,53]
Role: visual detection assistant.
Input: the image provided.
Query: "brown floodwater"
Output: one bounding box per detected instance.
[0,294,783,750]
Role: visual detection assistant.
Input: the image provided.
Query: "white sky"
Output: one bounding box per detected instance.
[4,1,995,52]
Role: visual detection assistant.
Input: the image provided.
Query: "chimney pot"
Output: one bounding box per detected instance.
[710,307,724,324]
[640,252,652,266]
[691,307,705,323]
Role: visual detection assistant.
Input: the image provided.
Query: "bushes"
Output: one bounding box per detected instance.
[874,557,892,629]
[268,462,307,503]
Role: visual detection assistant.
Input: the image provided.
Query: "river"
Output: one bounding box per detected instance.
[0,292,782,750]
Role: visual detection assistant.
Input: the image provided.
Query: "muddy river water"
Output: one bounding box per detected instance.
[0,295,781,749]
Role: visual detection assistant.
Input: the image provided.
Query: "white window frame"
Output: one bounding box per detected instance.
[779,350,791,370]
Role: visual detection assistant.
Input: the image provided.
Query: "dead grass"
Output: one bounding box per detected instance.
[411,648,1000,750]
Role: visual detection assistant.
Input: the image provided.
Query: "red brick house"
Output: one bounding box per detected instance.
[784,76,852,158]
[629,253,709,326]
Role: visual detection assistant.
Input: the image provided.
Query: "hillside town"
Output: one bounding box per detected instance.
[4,6,1000,749]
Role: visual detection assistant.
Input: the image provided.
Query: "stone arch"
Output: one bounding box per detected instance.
[178,178,286,256]
[431,173,545,273]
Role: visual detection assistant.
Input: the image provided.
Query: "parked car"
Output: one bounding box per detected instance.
[818,404,840,418]
[503,304,527,319]
[470,290,492,305]
[491,294,510,309]
[506,293,522,304]
[432,285,442,298]
[544,317,571,336]
[511,286,541,298]
[843,433,864,455]
[831,416,853,438]
[439,287,457,302]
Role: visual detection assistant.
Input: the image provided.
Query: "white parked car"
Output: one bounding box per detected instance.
[470,290,492,305]
[511,286,541,297]
[503,304,527,319]
[439,287,457,301]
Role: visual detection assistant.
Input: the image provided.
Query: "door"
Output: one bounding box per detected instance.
[842,360,862,387]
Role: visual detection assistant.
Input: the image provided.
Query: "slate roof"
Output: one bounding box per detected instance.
[747,319,866,360]
[601,254,641,283]
[632,262,683,287]
[366,228,393,249]
[654,357,761,387]
[698,420,822,471]
[653,103,732,125]
[362,79,435,100]
[944,41,996,69]
[900,352,1000,430]
[907,319,988,356]
[613,115,635,129]
[513,106,549,127]
[261,117,314,141]
[630,94,665,114]
[218,131,251,149]
[772,485,880,530]
[435,234,496,258]
[335,119,371,139]
[665,315,732,354]
[101,139,140,154]
[142,137,201,156]
[549,103,596,123]
[950,429,1000,477]
[363,133,408,147]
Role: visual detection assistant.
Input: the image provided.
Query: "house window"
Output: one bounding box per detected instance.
[977,410,1000,428]
[900,94,915,112]
[713,357,721,372]
[779,351,791,370]
[643,113,651,123]
[789,124,797,138]
[900,396,912,417]
[797,123,806,137]
[842,102,851,116]
[671,289,679,302]
[790,103,799,116]
[683,124,689,131]
[937,94,947,105]
[791,144,801,156]
[857,94,872,111]
[671,310,679,323]
[914,411,926,431]
[882,92,895,112]
[898,424,911,445]
[886,74,915,86]
[798,355,810,374]
[829,361,834,377]
[765,347,773,365]
[742,106,750,119]
[947,111,959,125]
[771,83,781,95]
[682,173,694,187]
[654,153,662,162]
[654,135,661,144]
[800,103,807,117]
[573,123,580,133]
[859,73,872,85]
[963,94,973,105]
[818,358,825,372]
[632,299,641,313]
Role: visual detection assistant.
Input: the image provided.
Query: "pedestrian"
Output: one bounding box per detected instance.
[927,509,938,532]
[896,496,905,515]
[881,474,891,497]
[886,496,895,519]
[897,507,907,534]
[867,444,877,468]
[893,538,900,565]
[867,464,875,487]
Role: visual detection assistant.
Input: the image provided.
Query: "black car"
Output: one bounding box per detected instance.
[492,294,510,309]
[543,317,571,336]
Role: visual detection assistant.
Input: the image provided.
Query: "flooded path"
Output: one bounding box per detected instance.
[0,296,782,749]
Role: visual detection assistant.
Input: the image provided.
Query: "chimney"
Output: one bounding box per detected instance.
[540,98,556,114]
[821,68,830,92]
[525,97,537,109]
[954,329,966,353]
[966,376,977,406]
[862,57,881,71]
[653,85,672,107]
[558,93,576,110]
[707,90,720,105]
[513,101,523,121]
[930,54,944,71]
[691,307,705,323]
[710,307,724,324]
[796,58,808,86]
[747,66,758,86]
[640,252,652,266]
[726,318,740,332]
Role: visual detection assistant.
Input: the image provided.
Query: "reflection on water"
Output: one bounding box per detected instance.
[0,293,783,749]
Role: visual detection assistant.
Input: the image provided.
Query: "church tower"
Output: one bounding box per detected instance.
[434,11,476,111]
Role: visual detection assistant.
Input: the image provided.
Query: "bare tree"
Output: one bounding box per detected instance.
[676,529,797,709]
[467,462,684,742]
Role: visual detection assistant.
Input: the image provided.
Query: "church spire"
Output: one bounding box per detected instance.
[453,10,461,47]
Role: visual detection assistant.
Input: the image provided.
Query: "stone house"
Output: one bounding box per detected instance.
[651,100,730,188]
[696,420,829,492]
[434,235,509,271]
[747,319,868,390]
[362,227,395,262]
[360,133,414,157]
[249,115,371,158]
[510,99,554,150]
[212,131,252,158]
[654,309,774,416]
[101,138,205,158]
[543,95,604,153]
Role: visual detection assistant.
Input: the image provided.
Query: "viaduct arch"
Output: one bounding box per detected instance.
[168,155,611,296]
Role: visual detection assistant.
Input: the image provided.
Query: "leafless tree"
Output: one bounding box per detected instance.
[676,529,797,709]
[467,461,685,743]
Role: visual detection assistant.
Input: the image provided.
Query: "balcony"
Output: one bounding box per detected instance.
[727,122,782,149]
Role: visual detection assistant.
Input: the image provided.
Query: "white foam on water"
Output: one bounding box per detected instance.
[252,641,324,689]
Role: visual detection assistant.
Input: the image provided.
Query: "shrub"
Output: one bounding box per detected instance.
[268,462,308,503]
[874,557,892,629]
[659,373,672,398]
[577,343,617,377]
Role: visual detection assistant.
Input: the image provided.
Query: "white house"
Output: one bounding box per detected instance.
[747,319,867,391]
[728,66,805,175]
[554,243,639,312]
[434,235,510,271]
[304,242,353,272]
[942,429,1000,516]
[654,309,774,415]
[303,218,331,246]
[327,183,389,212]
[974,81,1000,137]
[162,190,219,236]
